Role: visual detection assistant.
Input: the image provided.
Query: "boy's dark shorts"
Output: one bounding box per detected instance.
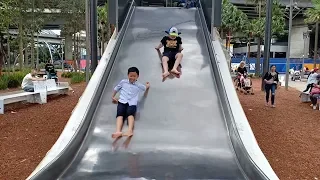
[163,51,182,70]
[116,102,137,119]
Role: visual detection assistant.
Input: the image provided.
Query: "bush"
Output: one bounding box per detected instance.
[0,70,29,90]
[61,72,78,78]
[2,67,30,72]
[70,73,86,84]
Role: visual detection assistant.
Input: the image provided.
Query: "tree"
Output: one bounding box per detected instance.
[245,0,286,76]
[221,0,248,52]
[58,0,86,71]
[304,0,320,68]
[0,0,19,73]
[98,2,111,56]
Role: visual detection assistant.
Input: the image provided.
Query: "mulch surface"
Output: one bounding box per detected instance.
[1,75,319,180]
[0,72,87,180]
[237,78,320,180]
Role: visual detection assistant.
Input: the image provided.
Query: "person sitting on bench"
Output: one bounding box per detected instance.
[21,69,46,92]
[303,68,319,93]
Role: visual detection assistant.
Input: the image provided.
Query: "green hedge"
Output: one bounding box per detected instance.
[61,72,91,84]
[0,70,30,90]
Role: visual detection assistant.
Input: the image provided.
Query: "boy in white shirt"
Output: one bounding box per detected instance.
[21,69,46,92]
[111,67,150,138]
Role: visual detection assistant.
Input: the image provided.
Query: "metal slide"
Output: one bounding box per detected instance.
[29,6,270,180]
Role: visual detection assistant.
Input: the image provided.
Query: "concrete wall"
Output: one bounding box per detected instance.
[290,18,309,58]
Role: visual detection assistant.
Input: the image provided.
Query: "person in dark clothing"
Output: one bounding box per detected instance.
[45,62,56,79]
[155,27,183,79]
[263,65,279,108]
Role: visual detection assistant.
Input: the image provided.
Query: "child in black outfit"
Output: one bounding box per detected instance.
[155,27,183,78]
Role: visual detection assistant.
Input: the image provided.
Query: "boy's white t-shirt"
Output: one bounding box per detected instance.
[21,73,33,89]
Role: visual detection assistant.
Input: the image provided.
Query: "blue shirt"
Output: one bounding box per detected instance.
[114,79,147,106]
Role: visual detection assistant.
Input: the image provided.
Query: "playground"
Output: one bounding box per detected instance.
[0,74,319,179]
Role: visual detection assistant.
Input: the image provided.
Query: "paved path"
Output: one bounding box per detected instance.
[278,74,307,92]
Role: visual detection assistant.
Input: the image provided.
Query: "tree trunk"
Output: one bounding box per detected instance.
[7,29,11,71]
[19,16,24,70]
[73,31,78,72]
[314,22,319,68]
[101,35,105,56]
[255,37,261,76]
[25,43,29,66]
[31,33,35,68]
[0,34,4,76]
[31,0,35,68]
[248,32,252,58]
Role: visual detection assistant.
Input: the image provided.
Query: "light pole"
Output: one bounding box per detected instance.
[90,0,98,74]
[61,39,65,71]
[262,0,272,91]
[85,0,90,83]
[285,1,300,90]
[302,30,311,74]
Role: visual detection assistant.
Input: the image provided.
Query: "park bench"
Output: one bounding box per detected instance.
[299,91,311,103]
[0,79,69,114]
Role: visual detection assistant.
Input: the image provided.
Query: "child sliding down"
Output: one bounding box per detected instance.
[111,67,150,138]
[155,27,184,78]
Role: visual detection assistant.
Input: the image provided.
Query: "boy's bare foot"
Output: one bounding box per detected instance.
[162,72,170,78]
[112,132,122,138]
[170,69,180,74]
[123,131,133,137]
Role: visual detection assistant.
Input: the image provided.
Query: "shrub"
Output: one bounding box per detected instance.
[0,70,29,90]
[61,72,76,78]
[0,78,7,90]
[70,73,86,84]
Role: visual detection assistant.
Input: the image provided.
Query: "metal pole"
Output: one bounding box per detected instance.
[85,0,90,83]
[314,22,319,68]
[302,32,306,74]
[260,0,272,90]
[285,0,293,90]
[90,0,98,74]
[211,0,215,40]
[115,0,119,36]
[36,35,39,71]
[262,0,273,90]
[61,41,64,71]
[166,0,168,7]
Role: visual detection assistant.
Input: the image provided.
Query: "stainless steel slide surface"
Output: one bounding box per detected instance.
[59,7,248,179]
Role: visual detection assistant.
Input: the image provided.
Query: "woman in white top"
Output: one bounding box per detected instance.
[303,68,319,92]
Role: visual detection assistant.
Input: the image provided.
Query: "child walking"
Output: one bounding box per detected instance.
[111,67,150,138]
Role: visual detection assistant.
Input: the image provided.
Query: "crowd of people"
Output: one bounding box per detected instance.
[234,61,320,110]
[303,68,320,110]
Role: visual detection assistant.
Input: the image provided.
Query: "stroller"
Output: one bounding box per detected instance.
[291,70,301,81]
[241,75,254,95]
[45,63,58,83]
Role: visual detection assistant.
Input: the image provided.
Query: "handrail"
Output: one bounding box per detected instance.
[27,1,136,180]
[197,1,278,179]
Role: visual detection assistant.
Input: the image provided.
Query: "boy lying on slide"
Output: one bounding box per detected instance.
[155,26,184,78]
[111,67,150,138]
